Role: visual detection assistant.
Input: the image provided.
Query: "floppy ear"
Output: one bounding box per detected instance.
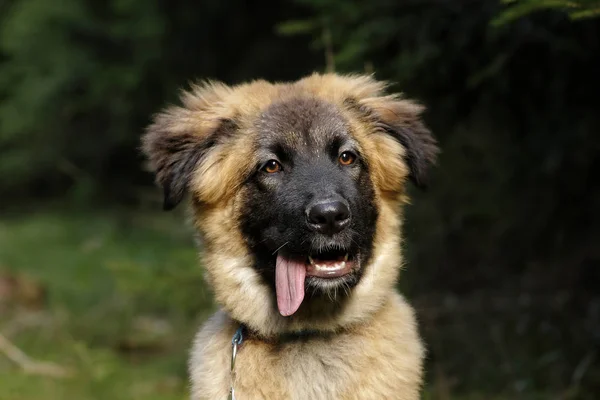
[362,97,439,188]
[141,83,235,210]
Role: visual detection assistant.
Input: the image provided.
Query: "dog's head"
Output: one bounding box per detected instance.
[142,74,438,336]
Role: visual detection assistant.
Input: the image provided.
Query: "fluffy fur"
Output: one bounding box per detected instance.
[142,73,438,399]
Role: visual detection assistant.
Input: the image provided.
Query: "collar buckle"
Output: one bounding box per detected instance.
[228,326,244,400]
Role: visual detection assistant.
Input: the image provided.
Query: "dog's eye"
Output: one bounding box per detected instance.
[338,151,356,166]
[262,160,282,173]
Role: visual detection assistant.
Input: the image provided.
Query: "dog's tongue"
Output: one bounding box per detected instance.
[275,254,306,317]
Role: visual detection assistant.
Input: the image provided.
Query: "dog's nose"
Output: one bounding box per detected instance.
[306,200,351,234]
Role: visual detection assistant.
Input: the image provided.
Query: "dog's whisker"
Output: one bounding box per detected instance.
[341,281,350,297]
[272,241,290,255]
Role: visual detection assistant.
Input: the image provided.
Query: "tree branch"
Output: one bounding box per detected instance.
[0,333,72,378]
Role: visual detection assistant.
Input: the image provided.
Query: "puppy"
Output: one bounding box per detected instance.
[142,73,438,399]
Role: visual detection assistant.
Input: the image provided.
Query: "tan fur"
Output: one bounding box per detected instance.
[142,73,438,399]
[190,293,423,400]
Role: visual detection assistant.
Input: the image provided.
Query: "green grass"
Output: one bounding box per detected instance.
[0,209,214,400]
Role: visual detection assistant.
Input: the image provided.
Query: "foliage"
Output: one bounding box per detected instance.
[0,0,164,199]
[493,0,600,25]
[0,0,319,203]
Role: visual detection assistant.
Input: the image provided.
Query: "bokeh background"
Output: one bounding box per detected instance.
[1,1,599,399]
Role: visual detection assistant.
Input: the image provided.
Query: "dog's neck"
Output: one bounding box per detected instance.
[203,221,404,338]
[238,323,336,344]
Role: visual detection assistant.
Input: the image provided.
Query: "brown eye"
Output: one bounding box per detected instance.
[263,160,282,173]
[339,151,356,166]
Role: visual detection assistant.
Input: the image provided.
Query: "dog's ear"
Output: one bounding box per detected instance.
[141,82,235,210]
[361,96,439,189]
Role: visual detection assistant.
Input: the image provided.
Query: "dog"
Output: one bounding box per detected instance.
[142,73,438,399]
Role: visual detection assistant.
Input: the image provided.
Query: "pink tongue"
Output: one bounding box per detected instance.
[275,254,306,317]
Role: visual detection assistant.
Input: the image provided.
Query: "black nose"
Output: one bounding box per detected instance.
[306,200,351,234]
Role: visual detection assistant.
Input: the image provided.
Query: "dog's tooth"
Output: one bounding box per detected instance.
[314,261,347,271]
[343,254,348,262]
[308,256,315,265]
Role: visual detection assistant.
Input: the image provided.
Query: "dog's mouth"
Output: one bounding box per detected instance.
[307,249,354,278]
[275,249,356,317]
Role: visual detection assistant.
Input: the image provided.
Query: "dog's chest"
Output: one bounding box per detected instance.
[190,298,424,400]
[233,337,361,400]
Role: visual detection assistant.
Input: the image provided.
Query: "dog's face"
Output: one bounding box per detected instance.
[240,97,380,316]
[142,74,438,335]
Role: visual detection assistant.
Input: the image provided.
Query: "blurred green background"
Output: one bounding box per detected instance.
[1,1,599,399]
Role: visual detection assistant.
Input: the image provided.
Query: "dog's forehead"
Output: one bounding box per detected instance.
[254,97,350,150]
